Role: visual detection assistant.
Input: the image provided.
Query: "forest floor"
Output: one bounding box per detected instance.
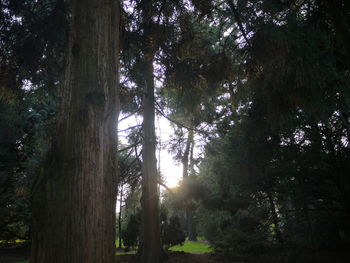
[0,246,29,263]
[0,248,227,263]
[1,245,350,263]
[115,252,230,263]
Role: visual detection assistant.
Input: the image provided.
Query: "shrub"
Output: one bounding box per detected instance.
[162,215,186,249]
[122,214,139,249]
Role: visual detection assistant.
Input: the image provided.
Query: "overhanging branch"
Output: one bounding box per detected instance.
[155,102,212,136]
[226,0,251,48]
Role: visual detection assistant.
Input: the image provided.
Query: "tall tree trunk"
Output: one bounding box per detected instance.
[140,54,161,263]
[297,175,316,258]
[267,192,283,245]
[189,134,195,176]
[119,185,123,249]
[182,130,193,178]
[182,130,197,241]
[138,0,162,261]
[186,209,197,241]
[30,1,120,262]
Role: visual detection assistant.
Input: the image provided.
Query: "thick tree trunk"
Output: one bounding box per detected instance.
[30,1,120,262]
[186,209,197,241]
[140,56,162,263]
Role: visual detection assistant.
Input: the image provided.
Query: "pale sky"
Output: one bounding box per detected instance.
[118,113,183,188]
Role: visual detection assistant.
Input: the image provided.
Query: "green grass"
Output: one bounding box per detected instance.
[115,239,126,248]
[169,240,213,253]
[0,239,26,244]
[15,240,212,262]
[115,240,213,255]
[116,250,137,255]
[115,239,136,255]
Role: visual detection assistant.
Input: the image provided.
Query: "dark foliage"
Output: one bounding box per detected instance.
[160,206,186,249]
[0,0,66,241]
[122,213,140,250]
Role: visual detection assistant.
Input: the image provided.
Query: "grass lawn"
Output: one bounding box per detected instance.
[14,240,212,262]
[0,240,26,244]
[169,240,213,253]
[116,250,137,255]
[115,239,213,256]
[115,239,126,248]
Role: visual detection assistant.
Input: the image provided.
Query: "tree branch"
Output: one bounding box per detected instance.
[118,141,141,153]
[155,102,212,136]
[118,124,142,134]
[226,0,251,47]
[119,108,141,123]
[157,180,175,196]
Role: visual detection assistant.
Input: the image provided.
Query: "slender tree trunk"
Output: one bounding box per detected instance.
[297,175,316,257]
[182,130,197,241]
[30,1,120,262]
[140,54,162,263]
[267,192,283,245]
[182,130,193,178]
[138,0,162,261]
[189,135,195,176]
[119,185,123,249]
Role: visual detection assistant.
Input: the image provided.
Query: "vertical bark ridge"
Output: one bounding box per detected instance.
[140,54,162,263]
[31,1,120,262]
[182,129,197,241]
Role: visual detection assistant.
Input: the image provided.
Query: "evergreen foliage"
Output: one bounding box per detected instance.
[0,0,64,242]
[160,206,186,249]
[122,213,140,250]
[191,1,350,261]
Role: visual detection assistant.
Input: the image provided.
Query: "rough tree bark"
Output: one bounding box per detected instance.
[140,53,162,263]
[31,1,120,262]
[137,0,162,261]
[118,185,123,249]
[182,130,193,179]
[181,130,197,241]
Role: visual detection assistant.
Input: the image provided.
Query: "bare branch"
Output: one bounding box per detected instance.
[226,0,251,48]
[155,102,212,136]
[119,108,141,123]
[118,124,142,134]
[118,141,141,153]
[157,180,175,196]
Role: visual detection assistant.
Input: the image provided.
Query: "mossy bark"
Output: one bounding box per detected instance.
[30,1,120,262]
